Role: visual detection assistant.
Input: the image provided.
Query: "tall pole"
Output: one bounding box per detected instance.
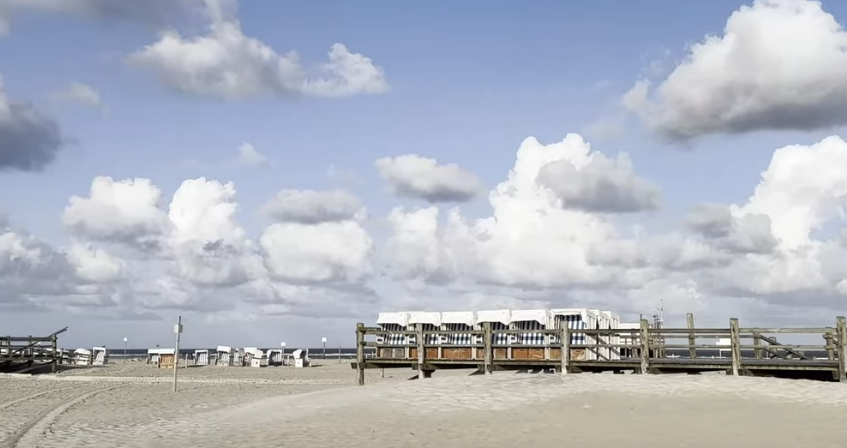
[322,337,327,360]
[123,337,127,357]
[173,316,182,393]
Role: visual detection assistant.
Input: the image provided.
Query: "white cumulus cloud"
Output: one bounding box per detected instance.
[3,132,847,327]
[128,21,389,100]
[624,0,847,141]
[375,154,483,203]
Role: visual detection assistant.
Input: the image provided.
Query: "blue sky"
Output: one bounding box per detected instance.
[2,0,847,347]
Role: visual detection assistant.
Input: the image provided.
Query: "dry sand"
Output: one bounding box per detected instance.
[1,363,846,447]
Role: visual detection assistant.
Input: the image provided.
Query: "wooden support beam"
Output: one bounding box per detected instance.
[730,318,741,376]
[686,313,696,360]
[416,324,425,379]
[824,333,835,361]
[639,319,650,374]
[753,332,762,360]
[356,323,365,386]
[483,322,492,375]
[51,334,57,374]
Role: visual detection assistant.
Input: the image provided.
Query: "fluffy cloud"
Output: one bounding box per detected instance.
[623,0,847,141]
[381,134,847,319]
[375,154,483,203]
[536,144,660,213]
[128,20,389,100]
[0,72,64,172]
[9,177,374,317]
[262,189,364,224]
[4,133,847,325]
[52,82,107,112]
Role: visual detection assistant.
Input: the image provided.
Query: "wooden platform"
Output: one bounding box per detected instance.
[0,327,67,374]
[351,315,847,384]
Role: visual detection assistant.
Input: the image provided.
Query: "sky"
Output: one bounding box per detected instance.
[2,0,847,349]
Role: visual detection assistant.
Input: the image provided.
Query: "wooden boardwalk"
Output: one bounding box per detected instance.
[352,315,847,385]
[0,327,67,374]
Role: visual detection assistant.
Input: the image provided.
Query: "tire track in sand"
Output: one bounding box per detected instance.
[2,386,118,448]
[0,387,79,412]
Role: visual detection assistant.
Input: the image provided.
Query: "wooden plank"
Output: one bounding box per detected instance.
[738,327,832,334]
[757,334,809,360]
[730,318,741,376]
[753,332,762,360]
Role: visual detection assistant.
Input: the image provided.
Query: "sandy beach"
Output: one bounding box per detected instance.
[2,363,847,448]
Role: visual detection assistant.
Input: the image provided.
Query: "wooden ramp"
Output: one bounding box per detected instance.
[0,327,68,374]
[351,316,847,385]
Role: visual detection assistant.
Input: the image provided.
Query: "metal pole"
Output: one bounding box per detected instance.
[323,342,326,359]
[173,316,182,393]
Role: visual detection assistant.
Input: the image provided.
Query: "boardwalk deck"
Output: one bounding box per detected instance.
[352,316,847,384]
[0,327,67,374]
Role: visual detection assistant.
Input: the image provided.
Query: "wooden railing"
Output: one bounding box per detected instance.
[353,316,847,385]
[0,327,67,373]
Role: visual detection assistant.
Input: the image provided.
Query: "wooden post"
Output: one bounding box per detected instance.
[729,318,741,376]
[51,334,57,373]
[686,313,695,359]
[560,325,570,375]
[639,319,650,374]
[416,323,425,379]
[753,332,762,360]
[594,326,600,360]
[837,316,846,383]
[483,322,492,375]
[356,323,365,386]
[825,333,835,361]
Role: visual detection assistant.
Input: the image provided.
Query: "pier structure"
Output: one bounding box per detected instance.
[352,315,847,385]
[0,327,67,374]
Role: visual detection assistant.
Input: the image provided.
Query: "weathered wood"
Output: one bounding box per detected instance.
[483,322,492,375]
[561,325,570,375]
[639,319,650,374]
[354,319,846,383]
[757,334,809,360]
[650,328,731,335]
[730,318,741,376]
[837,316,846,383]
[738,327,832,334]
[416,324,425,379]
[740,344,828,351]
[356,323,365,386]
[686,313,695,359]
[824,333,835,360]
[51,335,57,373]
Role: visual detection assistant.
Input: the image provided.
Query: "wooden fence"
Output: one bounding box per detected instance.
[0,327,67,374]
[353,316,847,385]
